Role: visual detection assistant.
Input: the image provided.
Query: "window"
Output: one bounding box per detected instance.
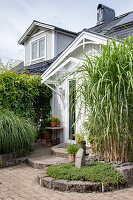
[39,39,45,57]
[31,38,45,61]
[32,42,37,60]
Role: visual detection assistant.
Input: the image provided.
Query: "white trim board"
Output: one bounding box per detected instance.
[41,57,81,82]
[41,31,110,82]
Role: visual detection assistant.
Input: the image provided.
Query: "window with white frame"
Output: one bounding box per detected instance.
[31,37,45,60]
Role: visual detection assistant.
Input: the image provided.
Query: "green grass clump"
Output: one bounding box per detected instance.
[0,110,36,154]
[46,162,125,186]
[66,144,80,155]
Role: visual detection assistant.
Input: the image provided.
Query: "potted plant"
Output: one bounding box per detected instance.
[42,129,51,140]
[88,135,96,152]
[66,144,80,162]
[74,133,85,144]
[73,129,86,153]
[48,115,60,127]
[56,118,60,127]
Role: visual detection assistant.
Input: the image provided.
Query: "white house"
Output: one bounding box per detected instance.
[18,4,133,143]
[41,31,108,143]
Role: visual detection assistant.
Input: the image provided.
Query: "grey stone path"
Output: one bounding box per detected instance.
[0,164,133,200]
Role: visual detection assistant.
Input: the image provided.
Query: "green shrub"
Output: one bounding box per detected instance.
[66,144,80,155]
[0,70,52,134]
[0,110,36,154]
[46,162,125,186]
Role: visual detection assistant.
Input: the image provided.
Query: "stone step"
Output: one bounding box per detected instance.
[26,156,69,169]
[25,145,69,169]
[51,143,68,158]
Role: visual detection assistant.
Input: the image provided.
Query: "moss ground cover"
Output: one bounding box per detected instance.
[46,162,125,186]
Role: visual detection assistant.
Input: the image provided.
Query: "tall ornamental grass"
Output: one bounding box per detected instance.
[76,36,133,162]
[0,110,36,154]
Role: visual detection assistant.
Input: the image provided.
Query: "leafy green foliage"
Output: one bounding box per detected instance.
[0,110,36,154]
[46,162,125,186]
[0,70,52,134]
[47,115,60,122]
[75,36,133,162]
[66,144,80,155]
[74,128,85,143]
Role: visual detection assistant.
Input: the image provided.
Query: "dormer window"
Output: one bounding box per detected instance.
[31,37,46,61]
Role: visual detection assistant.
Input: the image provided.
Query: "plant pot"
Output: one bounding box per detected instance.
[90,142,94,152]
[68,154,75,162]
[46,140,54,147]
[50,122,57,127]
[56,122,60,127]
[43,131,51,140]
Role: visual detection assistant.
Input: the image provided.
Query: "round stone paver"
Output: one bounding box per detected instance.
[0,164,133,200]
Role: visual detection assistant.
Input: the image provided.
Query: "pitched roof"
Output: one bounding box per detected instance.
[14,53,61,74]
[18,20,78,45]
[87,11,133,38]
[17,9,133,74]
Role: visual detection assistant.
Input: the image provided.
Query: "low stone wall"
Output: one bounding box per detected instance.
[116,164,133,186]
[37,170,128,193]
[0,153,27,168]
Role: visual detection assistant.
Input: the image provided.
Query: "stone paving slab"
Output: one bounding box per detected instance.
[0,164,133,200]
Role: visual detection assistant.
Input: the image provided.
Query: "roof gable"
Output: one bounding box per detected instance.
[41,31,111,82]
[18,20,78,45]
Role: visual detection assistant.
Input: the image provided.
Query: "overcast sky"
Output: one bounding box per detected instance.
[0,0,133,64]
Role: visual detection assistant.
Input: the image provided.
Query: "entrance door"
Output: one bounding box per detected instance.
[69,80,76,140]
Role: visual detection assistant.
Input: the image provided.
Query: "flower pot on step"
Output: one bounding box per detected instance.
[68,154,75,162]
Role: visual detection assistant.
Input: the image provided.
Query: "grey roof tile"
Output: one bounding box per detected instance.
[87,10,133,37]
[15,53,61,74]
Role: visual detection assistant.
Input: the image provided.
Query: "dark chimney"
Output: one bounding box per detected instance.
[97,4,115,24]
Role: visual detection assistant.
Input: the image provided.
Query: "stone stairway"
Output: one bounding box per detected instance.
[26,144,69,169]
[26,143,96,169]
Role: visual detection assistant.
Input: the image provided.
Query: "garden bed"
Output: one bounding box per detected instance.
[37,162,131,193]
[46,162,125,186]
[0,152,27,168]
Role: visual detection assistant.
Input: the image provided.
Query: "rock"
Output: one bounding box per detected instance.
[87,159,95,164]
[53,179,68,191]
[37,173,47,184]
[67,181,85,192]
[75,148,85,168]
[116,165,133,186]
[41,177,54,189]
[84,181,101,193]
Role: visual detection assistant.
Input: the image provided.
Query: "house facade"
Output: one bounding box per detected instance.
[18,4,133,143]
